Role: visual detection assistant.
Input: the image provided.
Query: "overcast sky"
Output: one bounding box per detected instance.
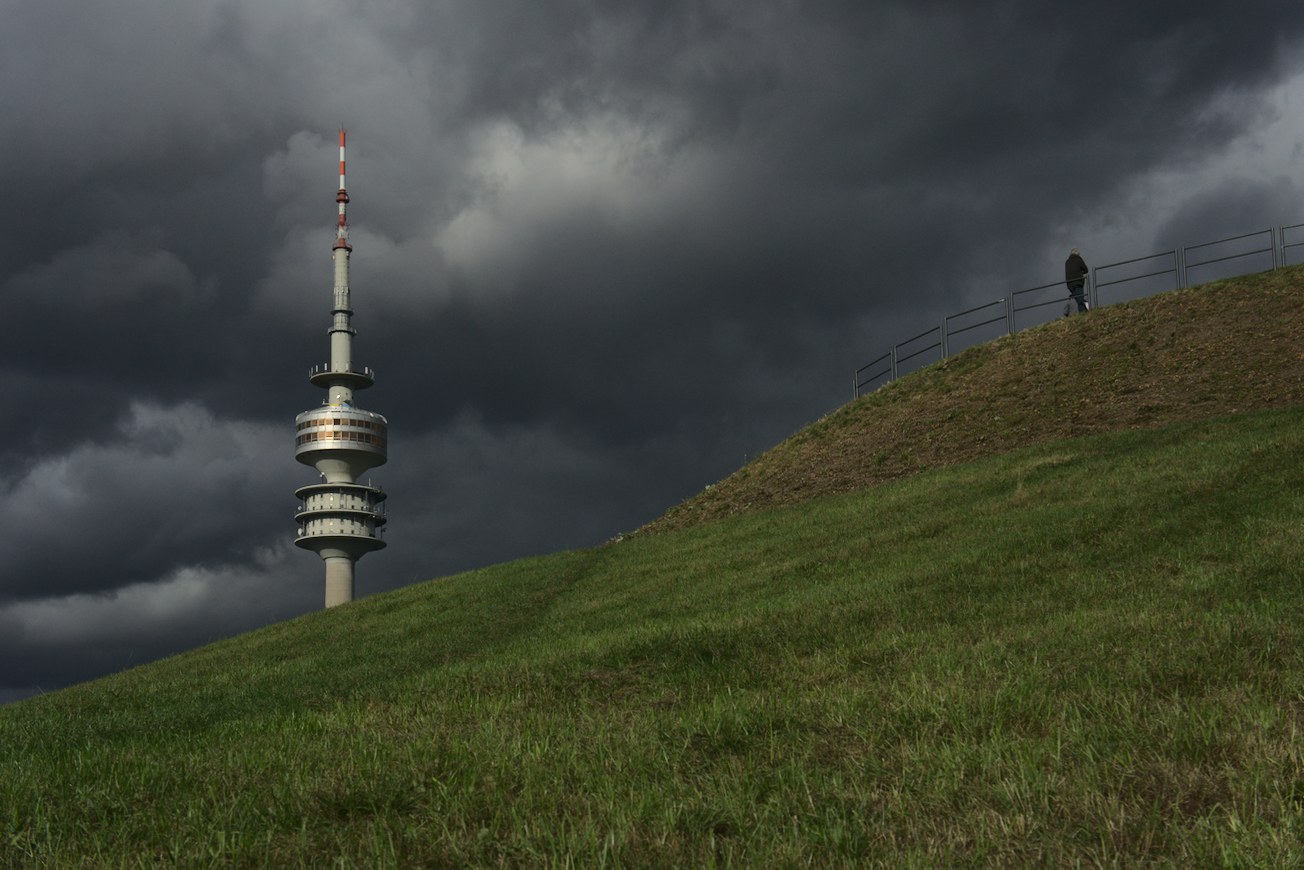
[3,0,1304,701]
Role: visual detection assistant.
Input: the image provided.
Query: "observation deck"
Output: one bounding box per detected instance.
[309,363,375,391]
[294,481,387,557]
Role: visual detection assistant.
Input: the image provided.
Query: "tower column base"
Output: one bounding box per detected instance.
[324,557,355,607]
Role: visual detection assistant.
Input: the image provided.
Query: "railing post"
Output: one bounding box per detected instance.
[1272,226,1280,270]
[1088,269,1097,310]
[891,346,899,381]
[853,375,858,401]
[1176,247,1185,289]
[1005,297,1014,335]
[941,318,949,359]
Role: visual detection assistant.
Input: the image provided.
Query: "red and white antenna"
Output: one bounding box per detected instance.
[334,128,351,251]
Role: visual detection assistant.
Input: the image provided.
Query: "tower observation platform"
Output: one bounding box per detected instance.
[293,129,388,607]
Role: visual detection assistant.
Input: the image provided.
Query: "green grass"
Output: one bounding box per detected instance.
[2,406,1302,866]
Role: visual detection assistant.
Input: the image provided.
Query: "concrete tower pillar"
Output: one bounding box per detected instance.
[324,557,355,608]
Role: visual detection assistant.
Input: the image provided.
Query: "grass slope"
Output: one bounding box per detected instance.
[643,265,1304,534]
[1,405,1302,865]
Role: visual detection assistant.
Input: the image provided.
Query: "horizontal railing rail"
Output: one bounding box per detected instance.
[1283,223,1304,265]
[1182,228,1275,282]
[1092,250,1179,306]
[853,350,892,395]
[1010,279,1076,330]
[943,299,1007,360]
[894,326,943,367]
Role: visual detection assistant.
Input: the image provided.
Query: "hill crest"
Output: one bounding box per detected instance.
[641,265,1304,534]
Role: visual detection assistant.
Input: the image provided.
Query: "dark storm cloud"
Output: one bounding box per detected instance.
[0,404,298,602]
[1156,176,1304,248]
[3,0,1304,697]
[0,554,318,694]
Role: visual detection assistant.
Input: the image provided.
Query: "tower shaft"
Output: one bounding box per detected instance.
[324,557,355,608]
[329,245,355,406]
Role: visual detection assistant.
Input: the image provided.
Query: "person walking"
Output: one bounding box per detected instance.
[1064,247,1090,314]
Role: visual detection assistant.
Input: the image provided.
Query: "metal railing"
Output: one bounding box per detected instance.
[310,364,376,379]
[1182,228,1276,285]
[1279,223,1304,265]
[1092,249,1179,304]
[1009,280,1068,331]
[853,223,1297,398]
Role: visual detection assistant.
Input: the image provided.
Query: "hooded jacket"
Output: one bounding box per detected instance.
[1064,251,1088,290]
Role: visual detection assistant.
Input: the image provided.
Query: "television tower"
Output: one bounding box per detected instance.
[293,129,388,607]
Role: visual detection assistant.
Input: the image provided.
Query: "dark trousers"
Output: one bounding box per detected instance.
[1068,284,1088,313]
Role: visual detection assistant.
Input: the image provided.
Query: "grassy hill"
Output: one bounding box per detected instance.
[1,271,1302,866]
